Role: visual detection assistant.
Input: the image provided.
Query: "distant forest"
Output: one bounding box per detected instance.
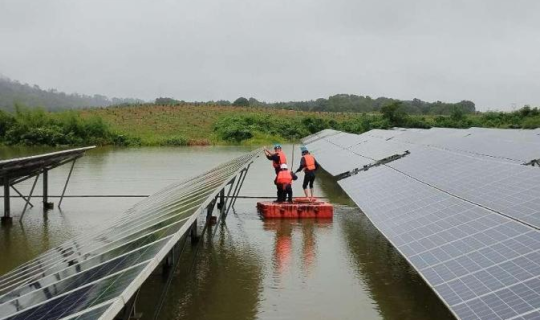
[156,95,477,115]
[0,75,476,115]
[0,76,143,112]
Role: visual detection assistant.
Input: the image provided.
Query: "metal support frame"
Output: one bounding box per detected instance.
[58,159,76,208]
[42,169,54,210]
[20,174,40,222]
[228,163,251,213]
[10,186,33,207]
[1,157,82,222]
[152,235,189,320]
[2,177,11,224]
[118,289,142,320]
[336,151,411,181]
[222,177,236,214]
[150,157,257,320]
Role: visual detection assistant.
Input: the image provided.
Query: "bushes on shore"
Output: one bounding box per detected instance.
[213,104,540,143]
[0,106,137,146]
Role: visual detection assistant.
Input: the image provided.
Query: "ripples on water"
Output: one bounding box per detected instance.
[0,146,454,320]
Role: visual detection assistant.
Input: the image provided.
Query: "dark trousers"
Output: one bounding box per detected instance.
[276,184,293,202]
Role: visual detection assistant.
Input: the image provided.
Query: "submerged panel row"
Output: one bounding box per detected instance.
[0,150,260,320]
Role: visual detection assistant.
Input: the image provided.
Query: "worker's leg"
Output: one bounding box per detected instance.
[276,186,283,202]
[278,185,288,202]
[286,185,293,203]
[302,174,309,198]
[308,172,316,201]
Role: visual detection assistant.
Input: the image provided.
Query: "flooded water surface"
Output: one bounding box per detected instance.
[0,146,454,320]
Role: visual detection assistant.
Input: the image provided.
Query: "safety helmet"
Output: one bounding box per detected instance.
[300,146,308,153]
[280,164,288,169]
[274,143,282,149]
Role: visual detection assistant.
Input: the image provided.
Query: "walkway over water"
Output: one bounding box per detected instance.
[0,149,258,320]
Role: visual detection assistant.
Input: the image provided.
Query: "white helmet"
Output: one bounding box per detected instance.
[280,164,288,169]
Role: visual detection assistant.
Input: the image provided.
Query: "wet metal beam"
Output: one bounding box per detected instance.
[2,177,10,224]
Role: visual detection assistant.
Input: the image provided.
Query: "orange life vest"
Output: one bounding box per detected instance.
[276,170,293,185]
[303,154,316,171]
[273,151,287,168]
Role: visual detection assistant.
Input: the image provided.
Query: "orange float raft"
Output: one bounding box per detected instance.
[257,197,333,219]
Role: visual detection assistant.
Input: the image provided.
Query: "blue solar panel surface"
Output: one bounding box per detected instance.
[307,128,540,320]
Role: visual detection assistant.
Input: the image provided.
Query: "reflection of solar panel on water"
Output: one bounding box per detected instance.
[304,127,540,320]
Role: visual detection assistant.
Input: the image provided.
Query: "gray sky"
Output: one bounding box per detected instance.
[1,0,539,110]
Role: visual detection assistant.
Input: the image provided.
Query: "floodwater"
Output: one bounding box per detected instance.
[0,146,455,320]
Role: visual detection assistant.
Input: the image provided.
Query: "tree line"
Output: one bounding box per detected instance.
[0,77,143,112]
[157,94,476,115]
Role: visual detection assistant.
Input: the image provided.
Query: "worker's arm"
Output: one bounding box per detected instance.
[295,157,306,173]
[291,171,298,180]
[267,153,278,161]
[315,159,320,170]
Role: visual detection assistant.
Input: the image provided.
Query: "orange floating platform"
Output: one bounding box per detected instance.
[257,198,333,219]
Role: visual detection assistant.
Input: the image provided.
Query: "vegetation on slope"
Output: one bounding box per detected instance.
[0,105,133,146]
[0,103,538,147]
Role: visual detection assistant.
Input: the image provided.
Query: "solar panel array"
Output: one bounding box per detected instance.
[304,128,540,320]
[0,150,259,320]
[0,147,95,184]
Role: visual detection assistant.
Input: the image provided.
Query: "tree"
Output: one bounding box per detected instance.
[450,106,465,122]
[233,97,249,107]
[381,101,408,126]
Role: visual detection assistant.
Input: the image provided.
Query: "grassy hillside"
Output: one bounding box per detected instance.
[82,104,359,145]
[1,103,539,147]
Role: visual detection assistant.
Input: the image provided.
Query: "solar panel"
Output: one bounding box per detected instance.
[304,128,540,319]
[301,129,341,144]
[304,133,411,177]
[391,128,540,163]
[61,303,113,320]
[306,139,373,176]
[324,132,366,149]
[339,166,540,320]
[387,147,540,229]
[362,128,413,140]
[0,150,260,320]
[348,139,411,161]
[0,147,95,183]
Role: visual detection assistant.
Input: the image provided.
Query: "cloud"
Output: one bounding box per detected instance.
[1,0,539,110]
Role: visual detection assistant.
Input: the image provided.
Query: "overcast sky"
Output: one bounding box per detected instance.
[1,0,539,110]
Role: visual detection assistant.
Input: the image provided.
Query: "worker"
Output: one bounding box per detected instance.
[264,144,287,174]
[274,164,297,203]
[295,146,319,201]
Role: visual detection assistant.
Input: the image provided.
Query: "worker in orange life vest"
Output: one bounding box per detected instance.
[274,164,298,203]
[264,144,287,174]
[294,146,319,201]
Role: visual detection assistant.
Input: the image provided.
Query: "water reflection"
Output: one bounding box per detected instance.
[316,169,455,320]
[264,219,332,280]
[138,224,264,320]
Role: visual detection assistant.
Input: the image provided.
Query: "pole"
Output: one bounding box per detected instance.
[291,144,295,168]
[59,159,76,208]
[3,177,10,221]
[43,169,48,207]
[20,174,39,221]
